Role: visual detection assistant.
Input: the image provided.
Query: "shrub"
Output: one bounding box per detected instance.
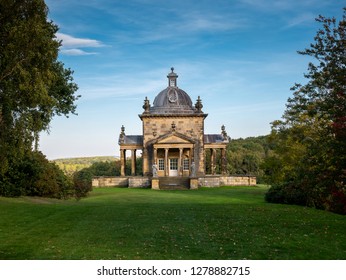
[325,186,346,215]
[73,168,93,200]
[0,176,21,197]
[0,151,74,198]
[265,182,308,206]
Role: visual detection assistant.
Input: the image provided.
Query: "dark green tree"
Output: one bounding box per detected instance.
[265,9,346,214]
[0,0,79,197]
[0,0,78,168]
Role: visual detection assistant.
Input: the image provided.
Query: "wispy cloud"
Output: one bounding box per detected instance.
[57,33,103,47]
[77,74,164,101]
[56,32,103,55]
[116,12,245,45]
[241,0,293,10]
[284,12,315,28]
[209,101,285,115]
[180,11,244,33]
[60,48,98,56]
[240,0,314,11]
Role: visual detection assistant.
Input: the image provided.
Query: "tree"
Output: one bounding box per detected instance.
[0,0,79,196]
[0,0,78,164]
[226,136,271,182]
[265,9,346,214]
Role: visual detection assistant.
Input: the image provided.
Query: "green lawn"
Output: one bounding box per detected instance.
[0,186,345,260]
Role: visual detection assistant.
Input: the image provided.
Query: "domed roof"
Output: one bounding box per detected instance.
[150,68,196,115]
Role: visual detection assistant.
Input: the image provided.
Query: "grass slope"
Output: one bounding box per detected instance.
[0,186,345,260]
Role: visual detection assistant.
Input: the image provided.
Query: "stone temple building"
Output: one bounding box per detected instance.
[92,68,256,189]
[119,67,229,178]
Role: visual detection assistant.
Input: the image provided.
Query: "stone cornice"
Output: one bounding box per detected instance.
[139,113,208,120]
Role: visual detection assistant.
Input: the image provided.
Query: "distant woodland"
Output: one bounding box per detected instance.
[53,156,118,176]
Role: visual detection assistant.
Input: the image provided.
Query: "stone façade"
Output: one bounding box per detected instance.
[93,68,256,189]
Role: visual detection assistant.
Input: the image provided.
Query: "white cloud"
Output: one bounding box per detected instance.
[56,33,103,56]
[60,48,98,56]
[56,33,103,48]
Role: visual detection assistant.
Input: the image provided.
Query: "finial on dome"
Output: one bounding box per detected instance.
[167,67,178,87]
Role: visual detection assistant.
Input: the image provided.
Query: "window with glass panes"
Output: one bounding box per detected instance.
[183,158,189,170]
[158,159,165,170]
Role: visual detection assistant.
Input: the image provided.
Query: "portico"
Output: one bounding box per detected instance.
[151,132,195,177]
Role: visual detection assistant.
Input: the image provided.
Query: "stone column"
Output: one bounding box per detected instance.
[120,149,126,176]
[211,148,216,175]
[190,147,194,176]
[190,147,194,162]
[142,148,148,176]
[165,148,169,177]
[153,148,157,165]
[179,148,183,176]
[131,149,136,176]
[221,148,227,175]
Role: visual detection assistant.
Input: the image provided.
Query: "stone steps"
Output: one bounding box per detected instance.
[158,177,190,190]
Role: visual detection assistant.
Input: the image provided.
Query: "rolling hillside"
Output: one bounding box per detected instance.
[52,156,118,175]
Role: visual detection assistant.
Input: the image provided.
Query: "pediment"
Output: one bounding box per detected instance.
[155,132,195,144]
[158,135,191,144]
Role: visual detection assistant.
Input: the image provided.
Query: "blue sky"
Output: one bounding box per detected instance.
[40,0,344,159]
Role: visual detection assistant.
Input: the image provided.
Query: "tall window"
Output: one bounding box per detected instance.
[170,158,178,170]
[183,158,189,171]
[158,159,165,171]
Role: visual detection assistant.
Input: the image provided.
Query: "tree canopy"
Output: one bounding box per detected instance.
[0,0,78,158]
[0,0,79,197]
[265,8,346,214]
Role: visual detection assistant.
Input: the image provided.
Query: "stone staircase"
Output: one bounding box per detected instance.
[158,177,190,190]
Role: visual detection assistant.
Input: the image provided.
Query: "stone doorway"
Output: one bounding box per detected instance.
[169,158,179,176]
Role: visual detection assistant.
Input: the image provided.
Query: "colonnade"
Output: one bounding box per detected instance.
[120,148,138,176]
[120,147,227,177]
[204,147,227,175]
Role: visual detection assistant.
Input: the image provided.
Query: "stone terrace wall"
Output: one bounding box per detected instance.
[128,177,151,188]
[220,176,256,186]
[198,176,256,187]
[198,177,220,187]
[92,176,151,188]
[92,177,128,188]
[92,175,256,188]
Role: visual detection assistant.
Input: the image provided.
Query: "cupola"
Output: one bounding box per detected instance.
[167,67,178,87]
